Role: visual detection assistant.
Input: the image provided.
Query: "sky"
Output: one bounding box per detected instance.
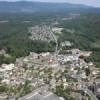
[1,0,100,7]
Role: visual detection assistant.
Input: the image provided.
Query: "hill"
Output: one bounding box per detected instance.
[0,1,100,67]
[0,1,96,13]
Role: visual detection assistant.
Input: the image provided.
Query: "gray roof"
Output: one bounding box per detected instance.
[20,92,60,100]
[94,83,100,95]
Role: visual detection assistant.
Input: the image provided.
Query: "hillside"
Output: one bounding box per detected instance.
[0,1,95,13]
[0,1,100,67]
[56,13,100,67]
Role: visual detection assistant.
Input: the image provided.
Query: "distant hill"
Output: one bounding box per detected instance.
[0,1,99,13]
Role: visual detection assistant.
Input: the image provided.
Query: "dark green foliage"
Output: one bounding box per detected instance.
[0,55,15,65]
[85,68,90,76]
[0,15,56,65]
[0,12,100,66]
[0,85,8,93]
[85,51,100,67]
[55,86,75,100]
[58,13,100,67]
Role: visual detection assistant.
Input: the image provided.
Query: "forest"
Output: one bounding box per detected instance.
[57,12,100,67]
[0,12,100,67]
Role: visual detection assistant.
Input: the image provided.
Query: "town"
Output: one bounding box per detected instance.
[0,25,100,100]
[0,48,100,100]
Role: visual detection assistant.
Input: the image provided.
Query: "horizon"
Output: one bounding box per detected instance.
[0,0,100,7]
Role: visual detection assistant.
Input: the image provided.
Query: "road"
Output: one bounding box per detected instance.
[19,85,49,100]
[67,72,98,100]
[77,77,98,100]
[50,27,58,59]
[86,88,98,100]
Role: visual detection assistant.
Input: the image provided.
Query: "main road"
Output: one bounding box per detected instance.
[67,72,98,100]
[50,26,58,59]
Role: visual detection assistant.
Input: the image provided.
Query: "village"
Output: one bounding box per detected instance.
[0,25,100,100]
[0,47,100,100]
[29,25,55,42]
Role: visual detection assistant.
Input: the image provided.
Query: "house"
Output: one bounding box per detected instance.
[15,58,24,67]
[1,79,10,84]
[94,83,100,97]
[63,82,68,89]
[61,41,72,47]
[40,52,50,57]
[8,95,16,100]
[0,49,6,55]
[19,86,61,100]
[1,64,15,71]
[0,93,8,100]
[70,92,82,100]
[58,54,79,65]
[51,63,58,68]
[71,49,81,55]
[80,72,87,79]
[52,27,63,34]
[30,52,38,59]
